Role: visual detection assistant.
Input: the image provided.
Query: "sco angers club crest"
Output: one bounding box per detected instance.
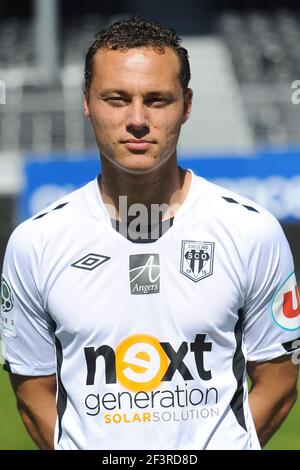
[180,241,215,283]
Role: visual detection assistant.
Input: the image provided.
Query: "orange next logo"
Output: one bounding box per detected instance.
[84,333,212,392]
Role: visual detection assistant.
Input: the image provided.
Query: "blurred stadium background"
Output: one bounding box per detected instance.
[0,0,300,450]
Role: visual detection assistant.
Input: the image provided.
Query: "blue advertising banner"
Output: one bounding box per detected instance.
[19,149,300,223]
[19,159,100,221]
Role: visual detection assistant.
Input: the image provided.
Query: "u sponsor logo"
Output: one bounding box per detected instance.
[271,272,300,330]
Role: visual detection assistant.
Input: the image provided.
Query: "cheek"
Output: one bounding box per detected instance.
[151,105,184,134]
[152,115,182,140]
[88,125,112,155]
[90,105,123,132]
[89,111,124,148]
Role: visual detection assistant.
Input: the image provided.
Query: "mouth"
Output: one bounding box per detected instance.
[121,139,155,151]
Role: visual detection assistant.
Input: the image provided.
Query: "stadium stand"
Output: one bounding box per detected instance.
[218,9,300,145]
[0,10,300,155]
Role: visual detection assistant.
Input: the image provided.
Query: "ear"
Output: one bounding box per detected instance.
[84,93,90,119]
[182,88,193,124]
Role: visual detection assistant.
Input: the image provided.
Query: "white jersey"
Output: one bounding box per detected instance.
[1,170,300,450]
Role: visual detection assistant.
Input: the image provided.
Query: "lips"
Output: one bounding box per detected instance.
[122,140,154,151]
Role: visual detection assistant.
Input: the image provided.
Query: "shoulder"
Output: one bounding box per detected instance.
[192,173,287,247]
[7,179,99,255]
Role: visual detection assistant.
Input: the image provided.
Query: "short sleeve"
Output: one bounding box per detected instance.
[243,213,300,362]
[1,223,56,375]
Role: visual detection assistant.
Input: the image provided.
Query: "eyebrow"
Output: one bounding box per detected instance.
[99,89,175,97]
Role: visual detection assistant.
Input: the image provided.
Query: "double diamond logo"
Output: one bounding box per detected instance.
[71,253,110,271]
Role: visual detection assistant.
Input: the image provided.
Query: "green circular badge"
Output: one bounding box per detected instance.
[1,276,14,313]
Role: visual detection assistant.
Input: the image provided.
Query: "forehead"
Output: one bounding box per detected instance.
[91,47,182,92]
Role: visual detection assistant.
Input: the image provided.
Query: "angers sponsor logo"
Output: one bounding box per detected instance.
[180,241,214,282]
[129,254,160,295]
[272,272,300,330]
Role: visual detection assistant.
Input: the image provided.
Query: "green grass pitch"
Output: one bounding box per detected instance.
[0,368,299,449]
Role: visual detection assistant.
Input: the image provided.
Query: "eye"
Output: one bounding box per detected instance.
[147,97,169,106]
[105,97,128,106]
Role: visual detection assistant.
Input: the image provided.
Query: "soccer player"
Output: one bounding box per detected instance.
[1,16,300,450]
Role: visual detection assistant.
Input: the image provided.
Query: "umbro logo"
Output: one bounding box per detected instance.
[71,253,110,271]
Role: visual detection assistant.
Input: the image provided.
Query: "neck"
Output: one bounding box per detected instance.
[98,153,191,221]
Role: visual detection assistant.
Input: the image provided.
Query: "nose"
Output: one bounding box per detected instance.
[126,99,149,133]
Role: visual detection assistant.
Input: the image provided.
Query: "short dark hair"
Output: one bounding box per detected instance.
[84,16,191,94]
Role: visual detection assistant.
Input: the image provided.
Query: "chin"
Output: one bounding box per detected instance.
[115,154,162,174]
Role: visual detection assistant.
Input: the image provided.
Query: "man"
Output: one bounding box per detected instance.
[1,16,299,450]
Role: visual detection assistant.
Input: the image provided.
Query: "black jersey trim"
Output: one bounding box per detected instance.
[33,212,48,220]
[222,197,238,204]
[52,203,69,211]
[242,204,259,213]
[230,308,247,432]
[55,335,68,444]
[281,337,300,352]
[112,217,174,243]
[33,202,69,220]
[222,197,259,214]
[3,359,12,372]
